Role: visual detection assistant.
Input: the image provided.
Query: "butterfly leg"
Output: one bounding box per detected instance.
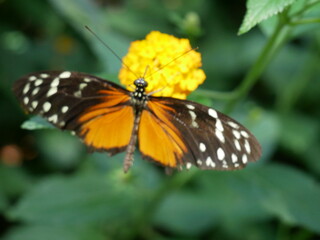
[123,111,142,172]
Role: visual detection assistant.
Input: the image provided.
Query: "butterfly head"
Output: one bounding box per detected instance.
[134,78,148,88]
[132,78,148,103]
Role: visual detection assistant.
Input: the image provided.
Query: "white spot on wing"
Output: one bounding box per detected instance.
[40,73,49,78]
[227,121,239,129]
[84,78,91,82]
[79,83,87,90]
[208,108,218,118]
[244,140,251,154]
[234,139,241,151]
[32,87,40,96]
[186,104,195,110]
[29,76,36,81]
[241,130,249,138]
[189,110,198,128]
[23,83,30,94]
[217,148,225,160]
[242,154,248,164]
[48,114,58,124]
[23,97,29,105]
[215,119,224,132]
[74,90,81,97]
[222,160,228,168]
[232,130,241,139]
[47,87,57,97]
[186,163,192,169]
[231,153,238,163]
[59,71,71,78]
[197,159,202,165]
[215,129,225,143]
[191,121,199,128]
[34,79,43,86]
[43,102,51,112]
[61,106,69,113]
[32,101,38,109]
[206,156,216,167]
[199,142,206,152]
[51,78,60,87]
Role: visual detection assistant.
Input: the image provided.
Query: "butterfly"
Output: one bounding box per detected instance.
[13,71,261,172]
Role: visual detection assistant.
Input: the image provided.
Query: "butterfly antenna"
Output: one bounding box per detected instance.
[143,65,150,78]
[85,26,139,79]
[145,47,198,79]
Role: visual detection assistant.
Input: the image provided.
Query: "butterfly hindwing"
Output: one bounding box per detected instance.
[139,96,262,170]
[13,71,134,154]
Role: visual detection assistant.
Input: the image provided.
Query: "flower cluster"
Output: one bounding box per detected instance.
[118,31,205,99]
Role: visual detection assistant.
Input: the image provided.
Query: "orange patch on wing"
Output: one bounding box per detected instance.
[138,101,187,168]
[79,93,134,151]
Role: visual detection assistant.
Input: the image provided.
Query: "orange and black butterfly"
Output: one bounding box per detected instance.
[13,71,261,172]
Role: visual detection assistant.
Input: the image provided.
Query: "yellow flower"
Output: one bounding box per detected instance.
[118,31,206,99]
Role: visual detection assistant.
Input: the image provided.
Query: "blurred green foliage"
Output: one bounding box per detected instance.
[1,0,320,239]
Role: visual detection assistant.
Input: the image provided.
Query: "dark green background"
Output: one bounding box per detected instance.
[1,0,320,239]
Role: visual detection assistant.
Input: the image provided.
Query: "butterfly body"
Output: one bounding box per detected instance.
[13,71,261,172]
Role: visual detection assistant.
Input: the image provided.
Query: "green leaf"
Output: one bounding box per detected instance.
[260,0,320,38]
[154,191,218,235]
[155,164,320,234]
[0,164,32,198]
[239,0,297,34]
[21,116,54,130]
[0,191,8,212]
[252,164,320,233]
[36,130,85,169]
[3,225,107,240]
[154,170,270,235]
[8,174,145,225]
[278,113,319,156]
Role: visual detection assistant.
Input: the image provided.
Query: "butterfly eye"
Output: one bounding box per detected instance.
[134,78,148,88]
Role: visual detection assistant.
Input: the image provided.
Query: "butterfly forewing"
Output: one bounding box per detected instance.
[13,71,134,154]
[140,96,262,170]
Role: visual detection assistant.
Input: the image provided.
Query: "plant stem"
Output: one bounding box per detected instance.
[291,0,320,17]
[290,18,320,25]
[224,12,293,113]
[276,39,320,113]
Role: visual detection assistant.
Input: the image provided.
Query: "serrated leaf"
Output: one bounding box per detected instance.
[260,0,320,38]
[21,116,54,130]
[239,0,297,34]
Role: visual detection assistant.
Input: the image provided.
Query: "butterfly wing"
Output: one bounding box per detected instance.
[138,96,261,170]
[13,71,134,155]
